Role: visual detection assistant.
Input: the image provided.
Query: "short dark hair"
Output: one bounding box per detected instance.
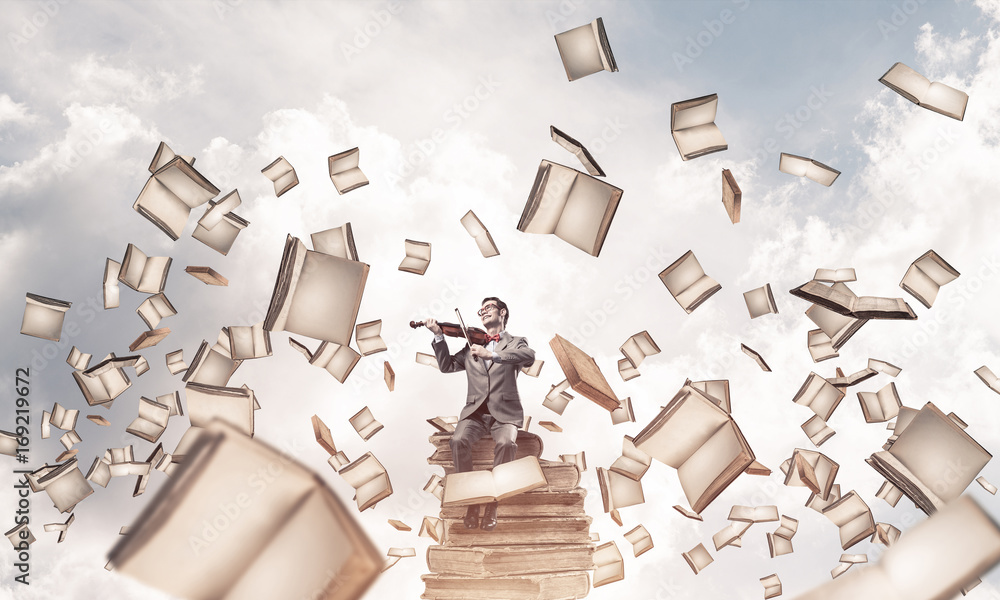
[482,297,508,327]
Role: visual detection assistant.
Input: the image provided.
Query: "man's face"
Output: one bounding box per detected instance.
[479,301,502,327]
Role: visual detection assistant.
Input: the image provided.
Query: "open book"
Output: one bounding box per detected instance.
[900,249,960,308]
[553,17,617,82]
[398,239,431,275]
[104,258,122,308]
[592,541,624,587]
[609,435,651,480]
[721,169,741,224]
[975,365,1000,395]
[28,458,94,513]
[20,293,72,341]
[879,62,969,121]
[349,406,383,441]
[126,397,171,443]
[518,159,623,257]
[597,466,645,514]
[743,284,777,319]
[815,267,856,283]
[328,147,369,194]
[659,250,721,313]
[805,284,868,350]
[184,332,243,387]
[867,402,991,514]
[192,203,249,256]
[186,382,256,437]
[311,222,359,261]
[619,331,660,369]
[778,153,840,186]
[442,456,547,506]
[801,415,836,447]
[792,279,918,319]
[73,355,134,407]
[264,235,369,346]
[297,340,362,384]
[108,420,382,600]
[822,490,876,550]
[550,126,605,177]
[261,156,298,197]
[460,210,500,258]
[670,94,728,160]
[137,293,176,330]
[633,384,754,513]
[119,243,172,294]
[339,452,393,512]
[797,496,1000,600]
[228,322,272,360]
[858,382,902,423]
[133,151,219,240]
[355,320,386,356]
[783,448,839,501]
[792,372,846,421]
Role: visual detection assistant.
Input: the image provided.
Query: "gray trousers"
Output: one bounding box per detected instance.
[450,410,518,474]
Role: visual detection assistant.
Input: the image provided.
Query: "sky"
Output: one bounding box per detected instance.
[2,0,1000,598]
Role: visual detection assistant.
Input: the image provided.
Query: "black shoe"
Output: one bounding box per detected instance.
[463,505,479,529]
[480,502,498,531]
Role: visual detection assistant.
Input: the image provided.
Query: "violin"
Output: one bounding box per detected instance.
[410,320,490,346]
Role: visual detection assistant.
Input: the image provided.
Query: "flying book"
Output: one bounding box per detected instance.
[550,125,605,176]
[147,141,195,173]
[136,292,176,330]
[806,482,841,513]
[197,188,241,230]
[518,159,623,257]
[264,235,369,346]
[792,372,846,421]
[827,367,877,388]
[559,451,587,472]
[133,153,219,240]
[729,505,779,523]
[869,358,902,377]
[184,333,243,387]
[878,480,904,507]
[27,458,93,513]
[978,476,998,495]
[624,525,652,558]
[354,320,386,356]
[815,267,857,283]
[192,203,249,256]
[227,322,272,360]
[538,421,563,432]
[801,415,836,447]
[610,396,635,425]
[682,543,713,574]
[442,456,547,507]
[858,382,903,423]
[688,379,732,414]
[670,93,728,160]
[311,223,359,261]
[721,169,741,224]
[633,383,754,513]
[184,266,228,286]
[311,414,339,456]
[867,402,991,514]
[304,341,362,384]
[72,356,134,407]
[592,541,624,587]
[107,420,382,600]
[778,153,840,186]
[126,397,171,443]
[900,249,960,308]
[43,513,75,544]
[185,382,256,437]
[597,466,645,513]
[784,448,839,501]
[553,17,617,81]
[104,258,122,308]
[338,452,392,512]
[879,61,969,121]
[520,359,544,377]
[328,147,369,194]
[129,327,171,352]
[714,520,751,550]
[349,406,383,441]
[20,293,71,341]
[821,490,876,550]
[543,380,573,415]
[761,574,782,599]
[261,156,298,197]
[49,403,79,431]
[618,358,639,381]
[118,243,171,294]
[384,362,394,391]
[460,210,500,258]
[609,435,651,481]
[619,330,660,369]
[398,239,431,275]
[743,284,778,319]
[156,391,183,417]
[792,279,920,319]
[806,289,868,351]
[415,352,439,370]
[548,334,620,411]
[659,250,721,313]
[740,344,772,372]
[975,366,1000,395]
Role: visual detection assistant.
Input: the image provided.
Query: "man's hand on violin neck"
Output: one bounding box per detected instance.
[469,344,492,359]
[425,318,442,335]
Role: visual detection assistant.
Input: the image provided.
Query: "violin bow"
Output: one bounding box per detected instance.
[454,308,479,363]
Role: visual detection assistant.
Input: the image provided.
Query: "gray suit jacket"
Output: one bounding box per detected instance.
[432,332,535,427]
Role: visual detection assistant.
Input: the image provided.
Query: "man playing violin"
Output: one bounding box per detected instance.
[424,297,536,531]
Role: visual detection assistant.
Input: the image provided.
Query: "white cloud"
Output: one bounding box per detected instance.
[915,22,979,73]
[0,93,36,127]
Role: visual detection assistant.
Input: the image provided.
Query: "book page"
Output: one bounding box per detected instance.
[493,456,547,499]
[672,96,718,130]
[880,62,931,102]
[672,123,726,158]
[282,250,367,346]
[634,388,730,468]
[554,22,604,81]
[154,158,218,209]
[677,420,749,511]
[522,162,574,235]
[442,470,496,506]
[552,169,619,255]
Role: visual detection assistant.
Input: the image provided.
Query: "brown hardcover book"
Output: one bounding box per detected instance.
[548,334,620,411]
[442,516,592,547]
[790,280,917,320]
[421,571,590,600]
[129,327,171,352]
[426,543,595,577]
[429,430,542,461]
[721,168,741,223]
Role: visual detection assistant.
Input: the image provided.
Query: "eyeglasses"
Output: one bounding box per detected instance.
[477,303,499,317]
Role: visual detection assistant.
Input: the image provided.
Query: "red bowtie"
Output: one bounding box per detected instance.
[486,333,501,343]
